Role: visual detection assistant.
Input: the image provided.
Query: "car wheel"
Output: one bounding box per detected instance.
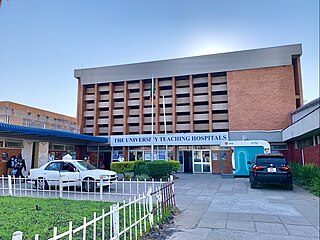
[286,183,293,190]
[36,178,49,190]
[82,178,96,192]
[250,181,258,189]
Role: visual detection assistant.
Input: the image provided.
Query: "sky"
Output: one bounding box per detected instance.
[0,0,319,118]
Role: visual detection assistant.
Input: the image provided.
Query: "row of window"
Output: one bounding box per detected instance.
[0,139,23,149]
[296,134,320,149]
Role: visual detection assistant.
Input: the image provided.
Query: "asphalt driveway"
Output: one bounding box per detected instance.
[168,173,319,240]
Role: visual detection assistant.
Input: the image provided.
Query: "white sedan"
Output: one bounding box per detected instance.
[28,160,117,191]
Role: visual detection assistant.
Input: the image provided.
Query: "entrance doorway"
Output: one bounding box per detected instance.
[99,151,112,170]
[193,150,211,173]
[178,150,192,173]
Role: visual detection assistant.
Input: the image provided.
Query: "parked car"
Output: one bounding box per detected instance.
[28,160,117,191]
[248,154,293,190]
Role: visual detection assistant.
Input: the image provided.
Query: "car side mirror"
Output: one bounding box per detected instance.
[247,161,252,164]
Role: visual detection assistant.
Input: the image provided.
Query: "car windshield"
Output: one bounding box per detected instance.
[73,161,96,171]
[256,157,287,167]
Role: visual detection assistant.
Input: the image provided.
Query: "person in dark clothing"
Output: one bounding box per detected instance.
[13,154,26,178]
[6,155,16,176]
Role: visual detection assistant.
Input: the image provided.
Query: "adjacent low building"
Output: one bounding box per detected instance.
[0,102,108,175]
[74,44,305,173]
[282,98,320,166]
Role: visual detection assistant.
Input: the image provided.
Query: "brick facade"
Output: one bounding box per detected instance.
[227,66,296,131]
[282,143,320,167]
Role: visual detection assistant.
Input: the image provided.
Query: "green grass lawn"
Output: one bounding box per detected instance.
[0,196,115,239]
[0,196,170,239]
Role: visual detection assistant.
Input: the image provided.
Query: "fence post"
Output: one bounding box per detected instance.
[147,186,154,227]
[100,177,103,201]
[8,175,13,196]
[112,203,119,240]
[11,231,23,240]
[170,175,175,206]
[59,174,63,198]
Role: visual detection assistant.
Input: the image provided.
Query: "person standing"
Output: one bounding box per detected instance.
[62,151,72,160]
[6,155,16,176]
[118,154,125,162]
[13,154,26,178]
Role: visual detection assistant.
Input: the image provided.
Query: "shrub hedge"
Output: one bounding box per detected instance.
[112,160,180,180]
[168,160,180,172]
[290,163,320,197]
[110,162,134,176]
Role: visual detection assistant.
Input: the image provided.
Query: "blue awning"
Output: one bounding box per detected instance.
[0,123,108,145]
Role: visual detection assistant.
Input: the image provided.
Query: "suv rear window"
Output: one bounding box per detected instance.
[256,157,287,167]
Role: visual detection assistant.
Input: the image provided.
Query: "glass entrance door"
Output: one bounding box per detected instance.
[193,150,211,173]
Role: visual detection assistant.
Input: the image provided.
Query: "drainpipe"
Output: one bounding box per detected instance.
[301,149,305,166]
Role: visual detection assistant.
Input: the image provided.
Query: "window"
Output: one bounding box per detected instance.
[45,162,63,171]
[5,140,23,149]
[297,137,313,148]
[315,134,320,146]
[271,144,288,151]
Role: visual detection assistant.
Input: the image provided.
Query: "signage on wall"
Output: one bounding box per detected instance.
[110,132,228,147]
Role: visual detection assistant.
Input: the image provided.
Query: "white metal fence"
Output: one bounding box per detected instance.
[1,175,175,240]
[0,175,168,202]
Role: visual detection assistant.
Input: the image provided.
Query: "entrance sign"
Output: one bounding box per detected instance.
[110,132,228,147]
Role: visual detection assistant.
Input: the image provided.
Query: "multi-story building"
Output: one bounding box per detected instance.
[74,44,304,173]
[0,101,78,133]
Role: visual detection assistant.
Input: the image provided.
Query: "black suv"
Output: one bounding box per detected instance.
[248,154,293,190]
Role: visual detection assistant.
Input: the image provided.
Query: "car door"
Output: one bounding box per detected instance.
[60,162,80,187]
[43,161,63,187]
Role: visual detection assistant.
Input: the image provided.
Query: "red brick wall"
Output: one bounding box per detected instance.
[227,66,296,131]
[281,143,320,167]
[212,150,233,174]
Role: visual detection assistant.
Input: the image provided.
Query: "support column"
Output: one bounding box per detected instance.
[155,78,160,133]
[122,146,128,161]
[189,75,194,132]
[172,146,177,161]
[172,77,176,133]
[77,78,85,134]
[123,81,129,135]
[93,84,100,136]
[139,80,145,134]
[108,83,114,136]
[296,57,303,107]
[208,73,213,132]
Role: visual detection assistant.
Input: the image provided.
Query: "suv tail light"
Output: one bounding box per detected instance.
[28,171,30,177]
[253,165,264,171]
[280,166,291,173]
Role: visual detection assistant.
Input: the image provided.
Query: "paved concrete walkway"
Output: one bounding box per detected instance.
[168,173,319,240]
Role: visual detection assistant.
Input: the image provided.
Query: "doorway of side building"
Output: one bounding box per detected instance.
[99,151,112,170]
[178,150,193,173]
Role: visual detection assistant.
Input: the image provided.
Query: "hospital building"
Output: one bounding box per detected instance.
[74,44,307,174]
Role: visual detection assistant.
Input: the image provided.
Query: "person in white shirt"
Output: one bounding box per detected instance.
[62,151,72,160]
[118,154,124,162]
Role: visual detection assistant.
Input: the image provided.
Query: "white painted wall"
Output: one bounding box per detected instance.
[22,140,33,172]
[38,142,49,167]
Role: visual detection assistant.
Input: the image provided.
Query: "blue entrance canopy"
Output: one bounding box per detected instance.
[0,123,108,145]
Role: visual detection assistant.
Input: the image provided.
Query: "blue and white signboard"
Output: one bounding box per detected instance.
[110,132,228,147]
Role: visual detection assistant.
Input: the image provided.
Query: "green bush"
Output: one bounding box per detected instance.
[146,161,172,180]
[110,162,134,176]
[133,160,148,176]
[135,174,152,181]
[290,163,320,197]
[168,160,180,172]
